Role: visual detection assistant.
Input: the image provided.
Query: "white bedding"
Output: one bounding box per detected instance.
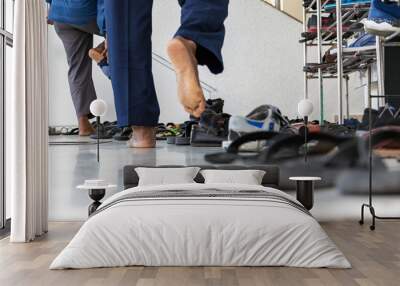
[50,183,351,269]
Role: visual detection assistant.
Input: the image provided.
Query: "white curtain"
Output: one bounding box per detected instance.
[8,0,49,242]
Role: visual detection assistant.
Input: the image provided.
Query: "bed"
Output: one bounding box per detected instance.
[50,165,350,269]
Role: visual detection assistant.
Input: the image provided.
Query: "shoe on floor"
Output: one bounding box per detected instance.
[190,125,226,147]
[175,121,197,146]
[190,98,225,121]
[229,105,288,141]
[357,108,380,131]
[199,110,231,137]
[228,106,288,152]
[164,123,182,144]
[113,127,132,141]
[374,106,400,128]
[364,0,400,36]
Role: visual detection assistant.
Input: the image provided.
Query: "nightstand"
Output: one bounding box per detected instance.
[77,180,117,216]
[289,177,321,210]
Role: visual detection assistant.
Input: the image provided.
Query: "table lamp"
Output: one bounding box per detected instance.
[90,99,108,162]
[298,99,314,162]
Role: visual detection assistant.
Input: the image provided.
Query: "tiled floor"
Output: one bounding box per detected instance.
[49,136,400,222]
[49,136,218,220]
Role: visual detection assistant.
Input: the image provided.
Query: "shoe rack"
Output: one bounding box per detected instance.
[303,0,400,230]
[360,32,400,231]
[302,0,373,124]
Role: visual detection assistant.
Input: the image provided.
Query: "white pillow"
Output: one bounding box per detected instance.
[135,167,201,186]
[200,169,266,185]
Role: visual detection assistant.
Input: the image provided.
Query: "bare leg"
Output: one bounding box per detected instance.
[127,126,156,148]
[78,116,95,136]
[167,36,206,118]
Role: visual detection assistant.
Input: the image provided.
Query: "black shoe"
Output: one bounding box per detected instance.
[358,108,379,131]
[320,122,355,137]
[190,125,227,147]
[175,121,198,146]
[206,98,225,114]
[199,109,231,137]
[90,124,114,139]
[113,127,132,141]
[374,106,400,128]
[190,98,225,121]
[167,136,177,144]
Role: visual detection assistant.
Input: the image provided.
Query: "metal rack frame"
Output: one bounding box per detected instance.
[302,0,372,124]
[303,1,400,230]
[359,32,400,231]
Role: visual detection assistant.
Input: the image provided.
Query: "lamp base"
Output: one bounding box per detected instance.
[88,188,106,216]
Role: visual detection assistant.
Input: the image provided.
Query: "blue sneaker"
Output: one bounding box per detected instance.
[364,0,400,36]
[324,0,371,11]
[348,33,376,47]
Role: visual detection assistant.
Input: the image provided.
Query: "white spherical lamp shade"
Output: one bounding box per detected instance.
[90,99,108,117]
[298,99,314,117]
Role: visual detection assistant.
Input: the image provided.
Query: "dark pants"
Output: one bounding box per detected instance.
[54,21,101,118]
[105,0,229,127]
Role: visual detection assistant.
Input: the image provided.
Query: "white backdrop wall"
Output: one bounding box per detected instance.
[49,0,365,126]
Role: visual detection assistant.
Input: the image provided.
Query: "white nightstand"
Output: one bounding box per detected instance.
[77,180,117,216]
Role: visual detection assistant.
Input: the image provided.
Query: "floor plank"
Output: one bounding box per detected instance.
[0,221,399,286]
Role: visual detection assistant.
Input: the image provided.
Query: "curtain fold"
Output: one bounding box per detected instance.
[9,0,49,242]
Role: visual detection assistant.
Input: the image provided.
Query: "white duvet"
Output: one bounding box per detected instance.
[50,183,350,269]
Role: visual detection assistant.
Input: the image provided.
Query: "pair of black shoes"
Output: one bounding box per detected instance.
[358,106,400,131]
[190,98,231,147]
[167,121,198,146]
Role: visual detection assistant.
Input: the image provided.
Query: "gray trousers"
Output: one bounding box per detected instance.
[54,21,101,118]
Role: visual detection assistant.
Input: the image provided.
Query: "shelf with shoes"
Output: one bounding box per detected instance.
[302,1,370,46]
[351,1,400,230]
[302,0,381,124]
[299,0,400,229]
[304,49,376,75]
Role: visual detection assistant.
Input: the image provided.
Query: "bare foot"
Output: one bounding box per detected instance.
[127,126,156,148]
[167,37,206,118]
[78,116,95,136]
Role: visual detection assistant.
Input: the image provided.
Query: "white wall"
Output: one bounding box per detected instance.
[48,30,116,125]
[49,0,365,126]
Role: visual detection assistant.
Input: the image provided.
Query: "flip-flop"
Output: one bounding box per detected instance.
[113,127,132,141]
[156,129,176,141]
[205,131,354,165]
[204,131,282,164]
[175,121,198,146]
[261,132,353,163]
[66,128,80,136]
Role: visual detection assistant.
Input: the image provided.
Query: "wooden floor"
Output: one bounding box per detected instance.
[0,221,399,286]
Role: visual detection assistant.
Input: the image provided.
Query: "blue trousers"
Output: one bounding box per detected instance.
[105,0,229,127]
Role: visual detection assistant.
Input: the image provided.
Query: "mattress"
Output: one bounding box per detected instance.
[50,183,350,269]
